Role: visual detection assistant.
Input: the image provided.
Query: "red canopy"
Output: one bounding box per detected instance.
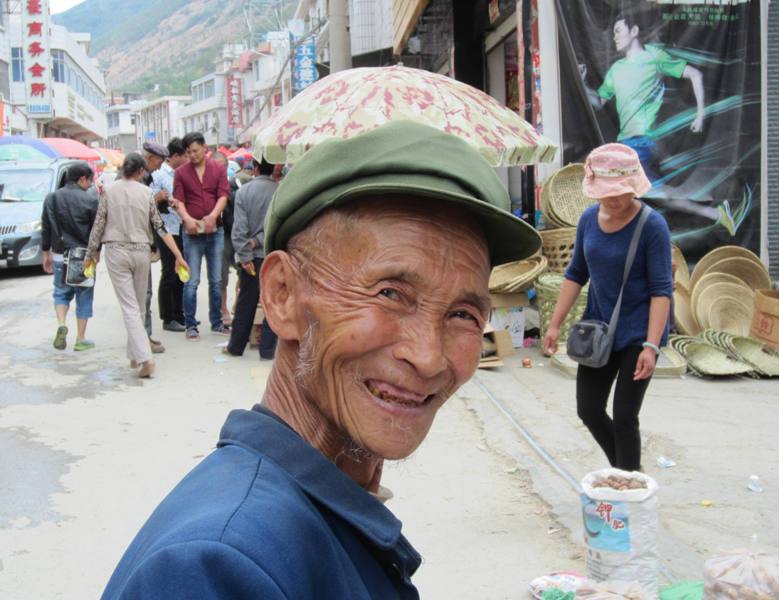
[42,138,102,168]
[228,147,253,160]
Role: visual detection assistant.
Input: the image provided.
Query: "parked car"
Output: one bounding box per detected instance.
[0,158,81,269]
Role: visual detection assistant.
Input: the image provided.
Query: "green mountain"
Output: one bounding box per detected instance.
[53,0,296,96]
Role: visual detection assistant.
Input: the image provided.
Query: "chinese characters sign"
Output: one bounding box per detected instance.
[226,76,243,129]
[22,0,52,117]
[293,39,318,94]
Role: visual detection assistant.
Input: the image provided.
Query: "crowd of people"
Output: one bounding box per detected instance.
[40,133,279,378]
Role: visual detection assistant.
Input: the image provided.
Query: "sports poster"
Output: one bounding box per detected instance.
[555,0,761,262]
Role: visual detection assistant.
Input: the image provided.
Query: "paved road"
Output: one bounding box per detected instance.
[0,264,579,599]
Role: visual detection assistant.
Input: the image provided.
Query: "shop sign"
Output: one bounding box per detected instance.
[293,39,318,94]
[226,76,244,128]
[21,0,52,118]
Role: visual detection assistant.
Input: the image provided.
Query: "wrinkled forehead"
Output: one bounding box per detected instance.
[293,196,491,283]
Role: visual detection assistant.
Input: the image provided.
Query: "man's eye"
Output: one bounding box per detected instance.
[378,288,401,300]
[451,310,479,323]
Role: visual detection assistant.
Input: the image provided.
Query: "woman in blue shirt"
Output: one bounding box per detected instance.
[543,144,673,471]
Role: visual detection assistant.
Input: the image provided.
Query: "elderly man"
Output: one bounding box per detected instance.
[100,121,540,600]
[140,141,171,352]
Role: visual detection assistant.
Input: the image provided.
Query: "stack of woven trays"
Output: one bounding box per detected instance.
[489,255,548,294]
[537,164,595,274]
[539,164,597,228]
[673,245,771,337]
[536,272,588,343]
[669,329,779,377]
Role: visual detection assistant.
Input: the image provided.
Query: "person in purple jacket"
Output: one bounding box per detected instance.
[544,143,673,471]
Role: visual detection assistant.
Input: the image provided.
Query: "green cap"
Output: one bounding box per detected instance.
[264,120,541,266]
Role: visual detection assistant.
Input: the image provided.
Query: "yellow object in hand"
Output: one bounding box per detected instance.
[177,265,190,283]
[83,261,95,279]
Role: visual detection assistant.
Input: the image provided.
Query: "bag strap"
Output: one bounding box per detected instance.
[608,205,651,336]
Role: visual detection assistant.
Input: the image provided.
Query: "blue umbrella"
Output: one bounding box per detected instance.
[0,135,61,158]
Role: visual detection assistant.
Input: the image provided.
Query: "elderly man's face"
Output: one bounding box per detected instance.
[289,199,491,460]
[145,154,163,173]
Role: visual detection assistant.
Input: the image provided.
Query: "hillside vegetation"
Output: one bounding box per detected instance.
[54,0,296,95]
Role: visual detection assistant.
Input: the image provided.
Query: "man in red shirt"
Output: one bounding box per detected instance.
[173,132,231,340]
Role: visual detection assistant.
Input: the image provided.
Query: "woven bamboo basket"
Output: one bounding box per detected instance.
[544,164,597,227]
[489,255,548,293]
[539,227,577,273]
[536,273,588,342]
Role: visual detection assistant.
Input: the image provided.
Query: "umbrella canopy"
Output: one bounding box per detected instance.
[0,144,54,161]
[41,138,102,165]
[93,147,125,168]
[228,147,253,161]
[0,135,61,158]
[255,65,557,166]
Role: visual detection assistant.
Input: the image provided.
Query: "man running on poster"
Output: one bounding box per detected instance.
[582,11,737,234]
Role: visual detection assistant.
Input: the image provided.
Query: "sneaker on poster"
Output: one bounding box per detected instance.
[74,339,95,351]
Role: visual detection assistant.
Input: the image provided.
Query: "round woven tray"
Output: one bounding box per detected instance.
[690,272,746,330]
[544,164,597,227]
[700,330,779,377]
[489,255,548,293]
[671,244,690,289]
[689,246,765,291]
[539,227,577,273]
[704,256,771,291]
[695,280,754,333]
[673,283,700,336]
[536,272,588,342]
[670,335,754,376]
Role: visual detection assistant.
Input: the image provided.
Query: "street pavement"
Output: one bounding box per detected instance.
[0,263,776,598]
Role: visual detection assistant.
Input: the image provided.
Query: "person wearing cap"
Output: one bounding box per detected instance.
[543,143,672,472]
[99,121,540,600]
[141,141,171,353]
[150,138,189,332]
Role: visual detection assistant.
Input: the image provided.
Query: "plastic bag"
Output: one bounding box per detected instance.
[703,549,779,599]
[575,580,644,599]
[529,572,590,599]
[581,469,659,598]
[658,580,703,600]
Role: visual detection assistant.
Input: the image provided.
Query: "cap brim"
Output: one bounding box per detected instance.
[272,173,541,266]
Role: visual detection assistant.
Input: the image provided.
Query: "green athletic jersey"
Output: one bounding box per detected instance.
[598,45,687,140]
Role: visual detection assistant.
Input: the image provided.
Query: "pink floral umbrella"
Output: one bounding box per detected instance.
[254,65,557,166]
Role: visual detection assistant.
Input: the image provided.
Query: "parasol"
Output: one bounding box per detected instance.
[41,138,102,168]
[254,65,557,166]
[0,135,61,158]
[93,147,125,168]
[0,144,54,161]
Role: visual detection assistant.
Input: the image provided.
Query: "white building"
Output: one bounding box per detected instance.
[179,72,229,146]
[9,15,107,142]
[106,100,144,153]
[133,96,191,149]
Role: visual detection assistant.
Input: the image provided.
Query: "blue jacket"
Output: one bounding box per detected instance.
[101,407,421,599]
[565,203,673,351]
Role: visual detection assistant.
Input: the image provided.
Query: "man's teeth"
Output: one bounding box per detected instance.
[367,383,426,406]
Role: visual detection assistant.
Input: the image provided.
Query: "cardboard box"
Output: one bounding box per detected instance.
[489,292,529,348]
[750,289,779,349]
[479,323,515,369]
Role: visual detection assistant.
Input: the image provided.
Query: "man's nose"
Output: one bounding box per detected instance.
[393,320,448,379]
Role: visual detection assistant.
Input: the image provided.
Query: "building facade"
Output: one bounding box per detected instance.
[106,101,143,153]
[9,11,107,143]
[133,96,191,149]
[179,72,229,146]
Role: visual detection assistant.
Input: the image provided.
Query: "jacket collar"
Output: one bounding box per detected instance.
[217,406,417,556]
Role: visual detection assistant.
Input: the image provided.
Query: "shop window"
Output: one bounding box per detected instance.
[11,47,23,82]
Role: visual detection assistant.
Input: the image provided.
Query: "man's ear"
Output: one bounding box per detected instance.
[260,251,304,341]
[630,25,640,38]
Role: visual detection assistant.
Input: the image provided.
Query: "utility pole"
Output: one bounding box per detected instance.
[328,0,352,72]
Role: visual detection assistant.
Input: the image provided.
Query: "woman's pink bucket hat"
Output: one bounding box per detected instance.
[582,143,652,199]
